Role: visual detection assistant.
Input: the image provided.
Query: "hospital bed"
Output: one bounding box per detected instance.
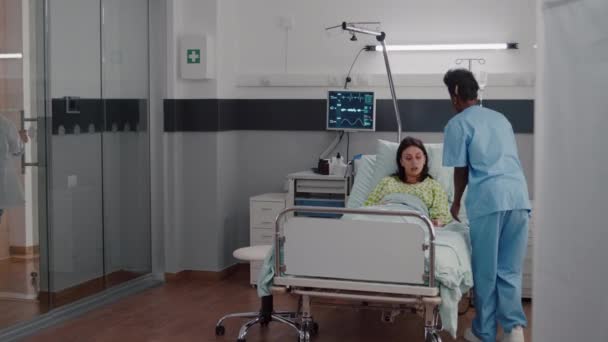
[216,142,472,341]
[271,205,446,342]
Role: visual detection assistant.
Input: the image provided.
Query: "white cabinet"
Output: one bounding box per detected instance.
[522,207,534,299]
[249,193,286,285]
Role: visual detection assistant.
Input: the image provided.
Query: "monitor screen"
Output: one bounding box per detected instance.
[326,90,376,131]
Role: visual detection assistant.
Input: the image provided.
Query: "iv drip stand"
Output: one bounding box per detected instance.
[339,22,402,142]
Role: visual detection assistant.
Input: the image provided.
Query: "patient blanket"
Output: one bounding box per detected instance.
[257,193,473,338]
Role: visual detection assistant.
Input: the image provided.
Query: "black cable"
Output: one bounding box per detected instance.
[344,47,366,89]
[346,132,350,162]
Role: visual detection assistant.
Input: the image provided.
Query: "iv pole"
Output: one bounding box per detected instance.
[334,22,402,142]
[455,58,487,106]
[455,58,485,72]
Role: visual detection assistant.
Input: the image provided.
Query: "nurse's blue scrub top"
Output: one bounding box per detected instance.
[442,105,531,220]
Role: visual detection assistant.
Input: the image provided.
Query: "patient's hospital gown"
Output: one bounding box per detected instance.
[364,176,451,224]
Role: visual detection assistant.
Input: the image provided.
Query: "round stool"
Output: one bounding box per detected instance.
[233,245,272,262]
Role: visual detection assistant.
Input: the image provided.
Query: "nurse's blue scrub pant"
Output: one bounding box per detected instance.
[469,210,529,341]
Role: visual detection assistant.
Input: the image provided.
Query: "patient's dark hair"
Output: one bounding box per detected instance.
[443,68,479,101]
[395,136,431,183]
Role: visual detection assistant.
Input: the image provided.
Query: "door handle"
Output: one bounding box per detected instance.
[20,110,40,175]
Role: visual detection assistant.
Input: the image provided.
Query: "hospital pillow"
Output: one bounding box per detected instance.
[346,155,376,208]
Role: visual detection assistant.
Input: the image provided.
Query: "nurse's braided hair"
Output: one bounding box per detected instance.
[443,68,479,101]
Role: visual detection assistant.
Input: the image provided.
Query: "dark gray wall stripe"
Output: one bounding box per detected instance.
[164,98,534,133]
[52,98,146,135]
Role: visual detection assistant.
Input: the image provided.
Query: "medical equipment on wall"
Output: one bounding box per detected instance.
[326,90,376,132]
[326,21,402,142]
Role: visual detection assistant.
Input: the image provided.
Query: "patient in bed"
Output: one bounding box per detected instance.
[363,136,452,227]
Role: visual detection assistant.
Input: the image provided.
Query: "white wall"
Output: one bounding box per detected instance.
[166,0,218,99]
[219,0,536,99]
[162,0,227,272]
[533,1,608,341]
[163,0,537,272]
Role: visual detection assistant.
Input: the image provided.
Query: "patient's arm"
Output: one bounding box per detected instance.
[429,179,451,225]
[432,219,444,227]
[363,177,390,206]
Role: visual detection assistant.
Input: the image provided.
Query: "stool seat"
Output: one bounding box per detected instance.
[233,245,272,262]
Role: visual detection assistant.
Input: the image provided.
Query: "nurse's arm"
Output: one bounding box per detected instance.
[451,167,468,221]
[453,167,468,203]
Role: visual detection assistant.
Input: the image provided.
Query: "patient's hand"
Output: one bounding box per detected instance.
[431,219,444,227]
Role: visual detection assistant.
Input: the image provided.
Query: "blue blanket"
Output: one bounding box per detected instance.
[257,194,473,338]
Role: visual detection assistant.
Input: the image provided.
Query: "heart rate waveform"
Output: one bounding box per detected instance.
[327,90,375,131]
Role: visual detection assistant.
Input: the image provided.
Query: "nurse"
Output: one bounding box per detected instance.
[441,69,530,342]
[0,114,28,222]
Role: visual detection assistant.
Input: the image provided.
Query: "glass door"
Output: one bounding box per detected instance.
[0,0,50,328]
[45,0,151,305]
[0,0,152,329]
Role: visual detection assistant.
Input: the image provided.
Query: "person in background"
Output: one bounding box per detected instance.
[0,114,28,223]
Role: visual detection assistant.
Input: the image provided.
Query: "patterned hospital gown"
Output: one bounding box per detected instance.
[364,176,452,224]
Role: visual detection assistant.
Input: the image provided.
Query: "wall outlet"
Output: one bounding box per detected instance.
[67,175,78,188]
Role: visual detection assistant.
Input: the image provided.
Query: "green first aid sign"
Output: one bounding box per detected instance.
[187,49,200,64]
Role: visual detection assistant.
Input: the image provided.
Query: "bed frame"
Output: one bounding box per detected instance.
[272,206,443,342]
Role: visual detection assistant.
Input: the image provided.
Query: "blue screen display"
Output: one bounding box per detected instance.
[327,91,375,131]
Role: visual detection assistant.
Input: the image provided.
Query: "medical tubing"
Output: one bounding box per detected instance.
[344,47,366,89]
[319,131,344,160]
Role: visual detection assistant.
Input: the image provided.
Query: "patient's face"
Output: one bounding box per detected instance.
[401,146,426,179]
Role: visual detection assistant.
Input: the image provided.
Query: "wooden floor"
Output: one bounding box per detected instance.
[0,258,45,330]
[24,267,532,342]
[0,258,38,297]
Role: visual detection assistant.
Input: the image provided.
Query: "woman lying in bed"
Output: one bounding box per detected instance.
[364,136,452,227]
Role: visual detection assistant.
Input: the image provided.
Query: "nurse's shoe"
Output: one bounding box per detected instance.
[464,328,482,342]
[502,326,525,342]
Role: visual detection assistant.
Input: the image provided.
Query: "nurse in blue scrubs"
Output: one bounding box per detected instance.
[441,69,530,342]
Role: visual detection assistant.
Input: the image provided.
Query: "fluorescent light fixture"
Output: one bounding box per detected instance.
[0,53,23,59]
[366,43,518,52]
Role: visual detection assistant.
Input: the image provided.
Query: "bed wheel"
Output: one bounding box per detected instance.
[215,325,225,336]
[312,322,319,336]
[298,331,311,342]
[237,339,246,342]
[425,332,441,342]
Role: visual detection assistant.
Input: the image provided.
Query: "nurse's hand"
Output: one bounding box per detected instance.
[450,203,461,222]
